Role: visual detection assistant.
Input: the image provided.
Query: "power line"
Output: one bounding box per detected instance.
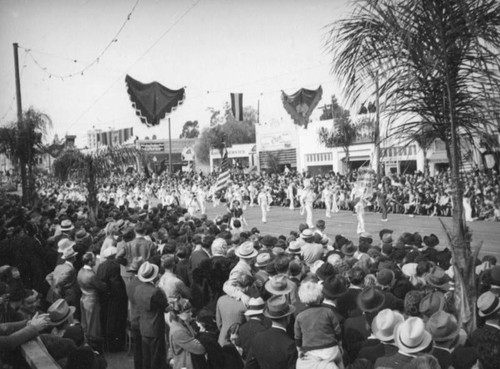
[70,0,202,128]
[19,0,141,80]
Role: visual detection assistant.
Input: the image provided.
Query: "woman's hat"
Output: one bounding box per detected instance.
[138,261,159,283]
[426,311,460,342]
[322,275,347,299]
[255,252,273,268]
[377,269,395,286]
[57,238,75,254]
[235,241,258,259]
[477,291,500,317]
[47,299,76,326]
[423,234,440,248]
[171,298,192,314]
[394,317,432,354]
[260,235,277,247]
[372,309,404,342]
[425,266,451,290]
[60,219,74,232]
[263,295,295,319]
[357,286,385,312]
[244,297,265,316]
[264,275,294,295]
[316,262,335,281]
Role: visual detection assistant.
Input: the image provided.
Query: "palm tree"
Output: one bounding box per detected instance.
[53,146,142,224]
[327,0,500,331]
[0,107,52,205]
[318,95,358,175]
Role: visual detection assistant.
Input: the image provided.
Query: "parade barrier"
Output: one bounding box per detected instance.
[20,338,61,369]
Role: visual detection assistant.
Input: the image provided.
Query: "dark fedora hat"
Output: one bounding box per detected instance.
[357,286,385,313]
[322,275,348,299]
[263,295,295,319]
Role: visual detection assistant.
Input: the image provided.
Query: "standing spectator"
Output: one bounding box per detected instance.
[125,257,145,369]
[239,297,268,358]
[135,261,169,369]
[245,295,298,369]
[77,252,107,350]
[45,244,81,318]
[116,222,158,287]
[168,298,206,369]
[96,247,127,352]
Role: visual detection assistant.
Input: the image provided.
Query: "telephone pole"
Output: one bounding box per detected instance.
[13,42,29,205]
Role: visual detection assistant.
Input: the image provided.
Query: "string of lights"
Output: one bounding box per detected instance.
[70,0,202,128]
[19,0,141,80]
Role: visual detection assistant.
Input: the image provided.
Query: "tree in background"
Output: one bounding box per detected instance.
[180,120,200,139]
[195,103,257,164]
[53,147,142,224]
[318,95,358,175]
[0,107,51,205]
[327,0,500,331]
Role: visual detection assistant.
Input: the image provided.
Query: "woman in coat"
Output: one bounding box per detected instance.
[168,299,206,369]
[77,252,107,350]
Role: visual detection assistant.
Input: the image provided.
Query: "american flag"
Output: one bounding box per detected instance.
[214,151,231,193]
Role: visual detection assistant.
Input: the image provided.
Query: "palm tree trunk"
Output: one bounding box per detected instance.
[86,160,98,225]
[345,146,350,175]
[443,58,475,333]
[19,160,29,205]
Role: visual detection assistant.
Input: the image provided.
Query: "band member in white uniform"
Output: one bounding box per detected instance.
[287,181,296,210]
[301,179,316,228]
[321,184,334,218]
[257,187,270,223]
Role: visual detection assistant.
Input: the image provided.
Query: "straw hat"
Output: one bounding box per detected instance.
[138,261,159,283]
[371,309,404,342]
[394,317,432,354]
[244,297,265,316]
[235,241,258,259]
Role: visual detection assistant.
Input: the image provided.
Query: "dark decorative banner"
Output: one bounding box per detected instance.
[281,86,322,129]
[125,75,185,127]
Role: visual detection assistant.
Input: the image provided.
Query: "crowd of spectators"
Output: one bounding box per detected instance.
[0,168,499,369]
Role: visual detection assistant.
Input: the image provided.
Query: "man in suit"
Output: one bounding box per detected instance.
[125,257,145,369]
[45,243,81,318]
[374,317,432,369]
[116,222,158,286]
[239,297,269,358]
[338,266,365,318]
[426,311,461,369]
[358,309,402,364]
[245,295,297,369]
[134,261,169,369]
[189,234,212,273]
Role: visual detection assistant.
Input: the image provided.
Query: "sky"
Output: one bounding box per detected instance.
[0,0,352,147]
